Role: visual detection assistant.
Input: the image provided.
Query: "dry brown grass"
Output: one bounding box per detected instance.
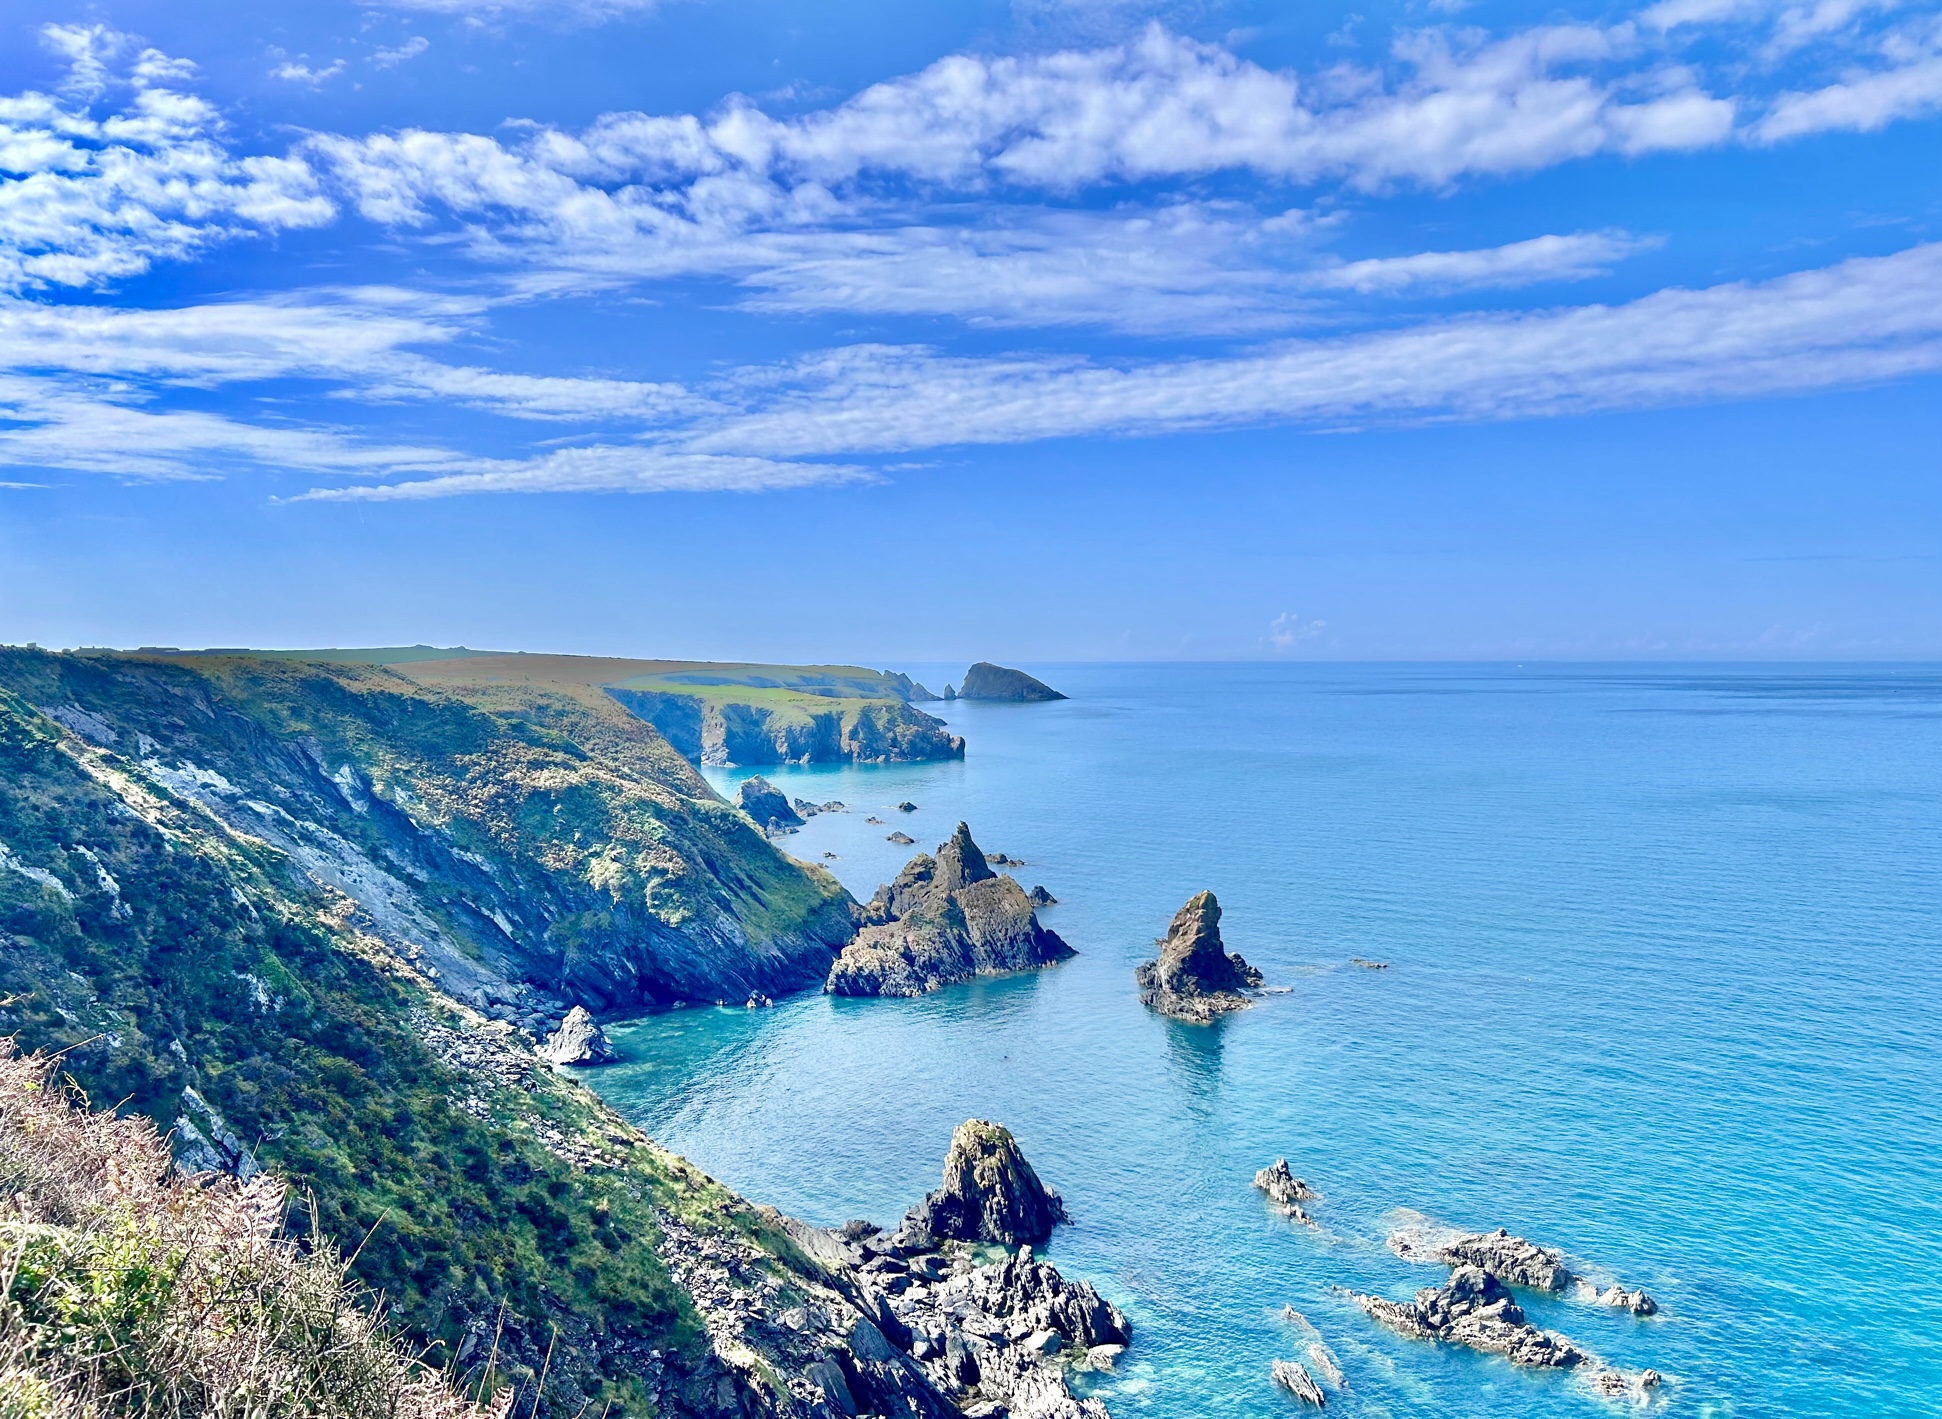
[0,1044,509,1419]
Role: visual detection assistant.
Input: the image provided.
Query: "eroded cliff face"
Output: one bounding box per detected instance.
[0,650,856,1023]
[609,689,965,767]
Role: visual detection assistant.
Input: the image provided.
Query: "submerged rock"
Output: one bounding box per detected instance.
[1355,1266,1586,1369]
[957,663,1068,702]
[734,775,802,831]
[1271,1359,1327,1406]
[906,1119,1068,1247]
[1135,891,1264,1022]
[827,823,1073,997]
[537,1005,618,1066]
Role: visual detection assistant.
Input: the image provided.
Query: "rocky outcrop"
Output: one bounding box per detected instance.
[957,663,1067,702]
[1355,1266,1586,1369]
[537,1005,618,1066]
[1253,1159,1318,1223]
[735,776,803,832]
[1391,1227,1573,1291]
[767,1123,1128,1419]
[826,825,1074,997]
[1135,891,1263,1022]
[905,1120,1068,1247]
[1595,1285,1659,1316]
[1029,885,1058,907]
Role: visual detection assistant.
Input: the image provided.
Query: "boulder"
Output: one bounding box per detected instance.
[1135,891,1263,1021]
[735,776,802,830]
[957,663,1067,702]
[1598,1285,1659,1316]
[905,1119,1068,1246]
[828,824,1073,997]
[896,801,918,812]
[887,831,916,845]
[537,1005,618,1066]
[1029,885,1058,907]
[1253,1159,1318,1222]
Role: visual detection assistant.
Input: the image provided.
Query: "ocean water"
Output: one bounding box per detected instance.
[587,664,1942,1419]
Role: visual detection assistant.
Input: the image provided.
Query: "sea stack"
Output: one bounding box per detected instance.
[826,823,1073,997]
[957,662,1067,702]
[1136,890,1263,1021]
[904,1119,1068,1246]
[734,776,802,832]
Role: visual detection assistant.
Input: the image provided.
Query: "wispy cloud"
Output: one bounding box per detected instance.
[371,37,431,69]
[291,445,867,500]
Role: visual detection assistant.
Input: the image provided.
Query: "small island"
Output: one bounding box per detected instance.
[957,662,1067,702]
[1136,890,1264,1021]
[826,823,1072,996]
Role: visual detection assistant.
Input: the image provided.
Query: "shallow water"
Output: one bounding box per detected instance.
[588,664,1942,1419]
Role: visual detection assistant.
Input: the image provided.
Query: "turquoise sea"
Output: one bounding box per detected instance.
[587,664,1942,1419]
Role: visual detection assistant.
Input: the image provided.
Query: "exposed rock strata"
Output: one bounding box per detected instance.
[906,1119,1068,1247]
[957,664,1068,702]
[1135,891,1263,1021]
[537,1005,618,1065]
[826,825,1073,997]
[1354,1266,1586,1369]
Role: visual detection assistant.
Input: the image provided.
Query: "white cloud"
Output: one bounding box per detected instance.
[271,60,348,85]
[1756,18,1942,140]
[292,444,865,500]
[0,26,333,291]
[371,38,431,69]
[1267,612,1328,650]
[1307,230,1647,293]
[671,243,1942,459]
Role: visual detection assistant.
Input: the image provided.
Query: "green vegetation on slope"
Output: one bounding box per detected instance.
[0,683,847,1416]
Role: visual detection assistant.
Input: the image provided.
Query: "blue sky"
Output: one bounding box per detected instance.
[0,0,1938,660]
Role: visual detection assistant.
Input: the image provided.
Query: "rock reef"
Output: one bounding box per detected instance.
[1135,891,1263,1021]
[957,663,1067,702]
[1271,1358,1327,1406]
[1253,1158,1318,1224]
[826,824,1074,997]
[1392,1226,1573,1291]
[1354,1266,1586,1369]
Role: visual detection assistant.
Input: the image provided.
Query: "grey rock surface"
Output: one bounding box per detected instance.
[1135,891,1263,1021]
[735,776,803,831]
[1390,1227,1573,1291]
[1271,1359,1326,1406]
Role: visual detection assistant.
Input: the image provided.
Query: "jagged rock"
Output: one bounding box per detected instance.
[957,663,1067,702]
[866,816,884,824]
[1253,1158,1318,1223]
[1029,885,1057,907]
[792,797,822,818]
[1272,1358,1326,1405]
[943,684,957,700]
[906,1119,1068,1246]
[1355,1266,1587,1368]
[827,824,1074,997]
[1392,1226,1573,1291]
[1135,891,1263,1021]
[734,775,802,831]
[887,831,916,845]
[1597,1285,1659,1316]
[897,801,919,812]
[537,1005,618,1065]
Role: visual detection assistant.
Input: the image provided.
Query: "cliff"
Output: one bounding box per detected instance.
[0,649,855,1017]
[956,663,1066,703]
[0,668,1098,1418]
[826,824,1073,996]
